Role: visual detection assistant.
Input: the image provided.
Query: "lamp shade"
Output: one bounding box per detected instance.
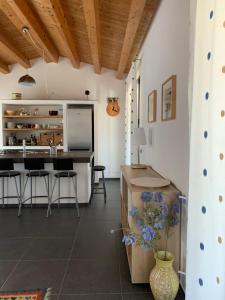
[18,74,36,86]
[132,127,147,146]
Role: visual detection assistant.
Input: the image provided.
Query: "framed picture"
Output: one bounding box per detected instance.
[148,90,157,123]
[161,75,176,121]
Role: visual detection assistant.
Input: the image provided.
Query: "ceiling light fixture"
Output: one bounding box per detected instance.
[18,26,36,87]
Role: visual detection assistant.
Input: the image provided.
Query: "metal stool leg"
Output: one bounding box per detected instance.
[72,175,79,217]
[18,175,22,217]
[44,175,51,217]
[2,177,4,208]
[90,168,95,201]
[102,170,106,203]
[58,177,60,208]
[30,177,33,208]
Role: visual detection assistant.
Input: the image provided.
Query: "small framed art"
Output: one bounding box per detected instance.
[148,90,157,123]
[161,75,176,121]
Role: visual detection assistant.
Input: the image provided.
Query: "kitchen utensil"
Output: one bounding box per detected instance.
[11,93,22,100]
[7,122,15,129]
[5,110,17,116]
[49,110,58,116]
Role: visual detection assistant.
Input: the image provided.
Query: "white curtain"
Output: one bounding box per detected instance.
[186,1,225,299]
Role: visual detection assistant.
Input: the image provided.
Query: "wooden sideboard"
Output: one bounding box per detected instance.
[120,165,181,284]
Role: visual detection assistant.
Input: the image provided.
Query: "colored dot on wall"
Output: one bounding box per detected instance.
[207,52,211,60]
[221,110,225,117]
[219,195,223,202]
[204,131,208,138]
[199,278,203,286]
[203,169,207,176]
[202,206,206,214]
[216,277,220,284]
[218,236,222,244]
[205,92,209,100]
[210,10,214,19]
[200,243,204,250]
[219,153,224,160]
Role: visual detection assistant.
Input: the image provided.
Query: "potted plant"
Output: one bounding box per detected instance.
[122,191,181,300]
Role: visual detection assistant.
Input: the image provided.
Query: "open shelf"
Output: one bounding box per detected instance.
[3,128,63,131]
[3,115,63,118]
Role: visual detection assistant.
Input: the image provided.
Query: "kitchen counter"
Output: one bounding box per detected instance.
[0,151,93,204]
[0,151,94,163]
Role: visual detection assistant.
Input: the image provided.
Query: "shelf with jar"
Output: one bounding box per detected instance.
[2,103,64,149]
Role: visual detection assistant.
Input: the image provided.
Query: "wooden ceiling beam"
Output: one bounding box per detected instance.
[0,0,47,61]
[83,0,101,74]
[47,0,80,68]
[0,60,9,74]
[0,31,30,68]
[5,0,59,63]
[116,0,146,80]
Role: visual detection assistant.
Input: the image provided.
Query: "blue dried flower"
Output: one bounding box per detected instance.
[141,224,155,241]
[172,202,180,215]
[141,192,153,203]
[161,203,169,216]
[170,215,179,226]
[154,192,163,203]
[154,219,165,230]
[140,241,151,250]
[129,207,139,217]
[122,234,136,245]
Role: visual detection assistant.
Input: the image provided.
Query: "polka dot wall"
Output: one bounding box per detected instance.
[186,1,225,299]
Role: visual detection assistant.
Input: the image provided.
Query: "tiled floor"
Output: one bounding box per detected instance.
[0,180,185,299]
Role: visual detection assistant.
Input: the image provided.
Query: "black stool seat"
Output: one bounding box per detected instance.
[55,171,77,178]
[26,170,49,177]
[0,171,20,177]
[93,165,105,171]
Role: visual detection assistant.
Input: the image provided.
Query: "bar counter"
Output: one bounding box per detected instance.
[0,151,94,163]
[0,151,94,204]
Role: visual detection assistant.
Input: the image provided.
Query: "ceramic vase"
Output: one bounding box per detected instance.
[149,251,179,300]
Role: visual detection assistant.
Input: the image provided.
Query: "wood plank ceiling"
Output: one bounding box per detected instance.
[0,0,159,79]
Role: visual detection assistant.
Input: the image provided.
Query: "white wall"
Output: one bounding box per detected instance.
[127,0,190,290]
[0,58,125,177]
[139,0,190,194]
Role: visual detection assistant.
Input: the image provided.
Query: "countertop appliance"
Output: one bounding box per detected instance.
[67,104,93,151]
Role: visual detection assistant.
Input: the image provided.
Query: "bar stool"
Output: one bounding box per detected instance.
[0,159,21,215]
[91,165,106,203]
[47,158,79,217]
[19,158,50,217]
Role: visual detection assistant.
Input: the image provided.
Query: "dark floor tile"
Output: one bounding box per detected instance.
[119,257,150,294]
[0,261,17,287]
[62,259,121,294]
[37,220,79,237]
[0,238,32,260]
[23,238,73,260]
[59,294,122,300]
[83,203,120,222]
[0,221,42,238]
[122,289,184,300]
[1,260,67,293]
[122,293,154,300]
[72,221,119,259]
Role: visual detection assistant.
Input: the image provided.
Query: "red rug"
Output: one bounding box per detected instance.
[0,288,51,299]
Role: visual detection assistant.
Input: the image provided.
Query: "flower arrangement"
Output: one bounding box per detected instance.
[122,191,181,260]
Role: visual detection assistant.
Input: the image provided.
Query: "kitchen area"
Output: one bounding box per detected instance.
[0,100,98,205]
